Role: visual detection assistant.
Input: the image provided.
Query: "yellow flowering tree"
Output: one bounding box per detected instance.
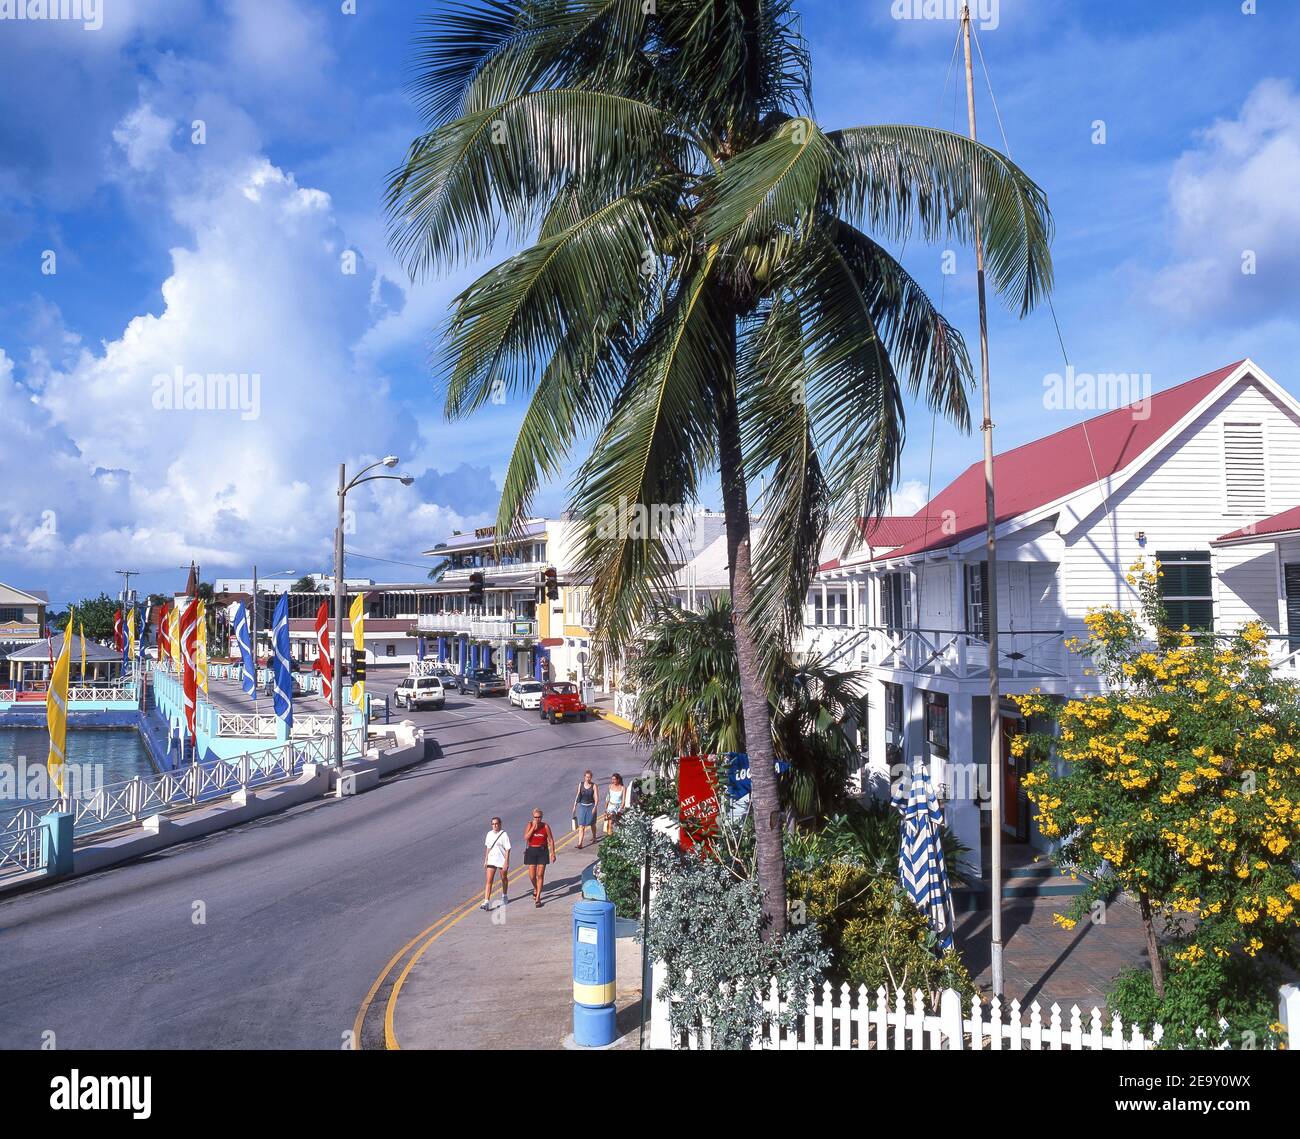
[1014,559,1300,1047]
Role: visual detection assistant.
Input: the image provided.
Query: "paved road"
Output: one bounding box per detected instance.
[0,666,639,1049]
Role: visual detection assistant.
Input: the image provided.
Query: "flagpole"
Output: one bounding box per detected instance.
[962,2,1006,999]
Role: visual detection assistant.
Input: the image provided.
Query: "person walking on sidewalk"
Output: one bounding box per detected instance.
[482,817,510,910]
[603,773,627,835]
[572,770,598,849]
[523,808,556,907]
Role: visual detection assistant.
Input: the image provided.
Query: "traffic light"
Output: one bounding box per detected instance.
[468,571,484,605]
[543,567,559,601]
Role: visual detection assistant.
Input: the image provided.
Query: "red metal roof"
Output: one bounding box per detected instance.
[1218,503,1300,543]
[873,361,1248,562]
[858,516,934,548]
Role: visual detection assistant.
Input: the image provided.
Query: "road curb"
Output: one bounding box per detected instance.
[592,708,634,731]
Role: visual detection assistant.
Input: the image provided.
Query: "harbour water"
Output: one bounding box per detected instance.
[0,728,156,810]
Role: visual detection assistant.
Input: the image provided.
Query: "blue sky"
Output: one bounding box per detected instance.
[2,0,1298,603]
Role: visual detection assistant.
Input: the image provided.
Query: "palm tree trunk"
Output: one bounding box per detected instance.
[714,340,787,941]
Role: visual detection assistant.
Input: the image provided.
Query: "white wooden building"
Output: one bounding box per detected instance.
[800,359,1300,877]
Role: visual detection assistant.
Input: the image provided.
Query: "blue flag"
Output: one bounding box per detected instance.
[271,593,293,729]
[233,602,256,699]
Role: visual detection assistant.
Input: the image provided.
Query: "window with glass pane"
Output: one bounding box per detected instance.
[1156,550,1214,630]
[964,562,990,639]
[884,682,903,732]
[882,572,913,633]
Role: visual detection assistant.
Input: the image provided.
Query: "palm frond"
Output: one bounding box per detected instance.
[702,116,836,258]
[570,252,727,659]
[440,175,685,418]
[828,124,1054,316]
[386,89,675,276]
[738,299,831,674]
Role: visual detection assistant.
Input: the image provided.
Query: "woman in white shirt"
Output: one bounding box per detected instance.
[482,817,511,909]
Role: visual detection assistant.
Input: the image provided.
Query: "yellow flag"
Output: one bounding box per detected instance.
[79,621,87,681]
[127,608,137,663]
[349,593,365,706]
[48,608,73,796]
[170,607,181,671]
[196,600,208,694]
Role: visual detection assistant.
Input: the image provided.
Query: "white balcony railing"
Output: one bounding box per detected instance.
[864,626,1068,680]
[1265,637,1300,678]
[416,614,537,640]
[438,560,546,581]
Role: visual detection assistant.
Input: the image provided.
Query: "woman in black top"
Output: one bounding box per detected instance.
[572,769,598,849]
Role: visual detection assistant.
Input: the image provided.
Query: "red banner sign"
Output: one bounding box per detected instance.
[678,756,720,855]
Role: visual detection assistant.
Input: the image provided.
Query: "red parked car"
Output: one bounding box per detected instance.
[539,681,587,724]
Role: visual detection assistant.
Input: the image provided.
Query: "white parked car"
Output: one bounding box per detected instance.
[509,680,544,710]
[393,675,445,710]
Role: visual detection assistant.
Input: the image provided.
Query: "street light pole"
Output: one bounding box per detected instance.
[334,463,346,774]
[332,456,414,770]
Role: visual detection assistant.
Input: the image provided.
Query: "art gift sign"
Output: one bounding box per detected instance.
[678,756,721,854]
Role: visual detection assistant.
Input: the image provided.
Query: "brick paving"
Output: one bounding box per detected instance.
[955,897,1151,1012]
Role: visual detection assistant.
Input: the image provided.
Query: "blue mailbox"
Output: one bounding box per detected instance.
[572,899,617,1046]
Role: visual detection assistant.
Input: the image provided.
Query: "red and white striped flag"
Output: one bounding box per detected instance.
[180,599,198,746]
[113,608,124,652]
[313,601,333,704]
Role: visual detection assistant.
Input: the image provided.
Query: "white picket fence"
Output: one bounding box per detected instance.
[651,978,1166,1050]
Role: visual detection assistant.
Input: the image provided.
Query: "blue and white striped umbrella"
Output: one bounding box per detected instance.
[233,602,256,699]
[271,594,293,731]
[896,763,955,951]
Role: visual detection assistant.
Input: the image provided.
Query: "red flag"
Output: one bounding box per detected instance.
[313,601,333,704]
[157,603,170,660]
[180,599,198,746]
[113,608,124,652]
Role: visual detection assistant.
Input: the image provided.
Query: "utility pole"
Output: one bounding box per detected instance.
[963,2,1005,998]
[115,569,139,612]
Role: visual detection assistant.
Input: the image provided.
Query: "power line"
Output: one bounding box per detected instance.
[343,549,441,574]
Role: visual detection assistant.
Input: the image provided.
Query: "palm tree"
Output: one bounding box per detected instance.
[386,0,1053,937]
[629,594,867,822]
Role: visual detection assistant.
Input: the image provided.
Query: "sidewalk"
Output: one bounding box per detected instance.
[391,838,644,1050]
[955,897,1151,1010]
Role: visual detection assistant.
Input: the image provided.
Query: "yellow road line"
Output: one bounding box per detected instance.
[383,823,587,1050]
[356,821,594,1050]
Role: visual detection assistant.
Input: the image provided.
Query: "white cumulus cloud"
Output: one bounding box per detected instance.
[1151,79,1300,319]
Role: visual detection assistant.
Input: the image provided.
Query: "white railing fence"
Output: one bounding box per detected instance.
[652,979,1167,1051]
[0,808,44,875]
[67,685,137,702]
[614,690,639,722]
[215,712,335,738]
[0,727,364,852]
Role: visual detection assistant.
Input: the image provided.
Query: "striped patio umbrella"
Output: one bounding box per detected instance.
[896,763,955,952]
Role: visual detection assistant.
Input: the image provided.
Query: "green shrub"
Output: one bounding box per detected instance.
[788,860,974,1006]
[595,823,643,919]
[1107,956,1287,1050]
[784,799,970,886]
[620,811,829,1049]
